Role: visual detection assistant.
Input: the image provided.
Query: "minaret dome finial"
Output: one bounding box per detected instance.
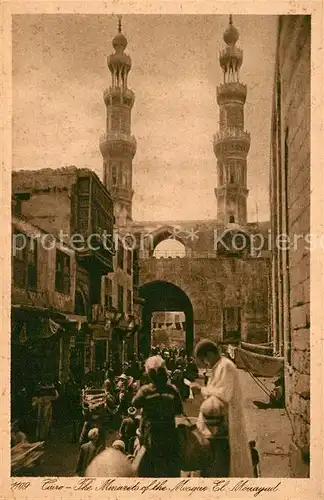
[223,14,239,45]
[112,15,128,53]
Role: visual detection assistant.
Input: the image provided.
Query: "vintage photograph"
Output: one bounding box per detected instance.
[10,13,310,480]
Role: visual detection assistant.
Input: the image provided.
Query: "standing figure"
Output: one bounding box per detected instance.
[192,339,253,477]
[132,355,183,477]
[79,411,106,448]
[76,428,104,476]
[32,381,59,441]
[249,440,260,477]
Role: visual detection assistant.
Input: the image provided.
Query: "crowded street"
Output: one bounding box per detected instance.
[10,13,310,481]
[11,346,291,478]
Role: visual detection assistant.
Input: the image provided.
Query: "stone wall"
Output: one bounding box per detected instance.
[139,255,270,345]
[18,190,72,239]
[133,219,270,258]
[271,16,310,477]
[12,167,79,239]
[12,166,107,240]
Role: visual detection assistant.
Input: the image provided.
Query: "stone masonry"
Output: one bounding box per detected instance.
[138,222,271,346]
[270,16,310,477]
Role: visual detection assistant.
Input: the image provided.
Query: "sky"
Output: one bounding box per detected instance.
[12,14,277,222]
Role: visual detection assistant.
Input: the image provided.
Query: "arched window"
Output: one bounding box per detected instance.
[153,239,186,259]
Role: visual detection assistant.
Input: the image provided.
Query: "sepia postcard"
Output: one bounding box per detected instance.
[1,0,323,499]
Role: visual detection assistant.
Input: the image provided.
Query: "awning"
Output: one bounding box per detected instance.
[11,307,87,342]
[12,317,65,344]
[240,341,274,357]
[234,347,284,378]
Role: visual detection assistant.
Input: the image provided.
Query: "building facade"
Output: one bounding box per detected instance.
[11,215,79,416]
[12,167,115,378]
[270,15,310,477]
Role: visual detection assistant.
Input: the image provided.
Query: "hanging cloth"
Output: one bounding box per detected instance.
[234,347,284,378]
[240,341,274,357]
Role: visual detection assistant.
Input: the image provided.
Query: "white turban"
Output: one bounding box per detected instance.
[144,355,165,373]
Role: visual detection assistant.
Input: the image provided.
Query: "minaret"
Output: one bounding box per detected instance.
[100,17,137,227]
[213,15,250,225]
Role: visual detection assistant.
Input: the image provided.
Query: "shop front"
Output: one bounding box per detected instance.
[11,306,77,423]
[89,307,142,374]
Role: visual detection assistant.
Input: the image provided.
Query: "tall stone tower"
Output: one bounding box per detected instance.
[100,18,137,227]
[213,15,250,225]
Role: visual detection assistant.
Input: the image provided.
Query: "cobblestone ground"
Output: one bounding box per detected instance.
[24,370,292,477]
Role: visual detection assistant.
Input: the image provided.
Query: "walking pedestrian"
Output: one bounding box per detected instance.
[76,427,104,476]
[132,355,184,477]
[119,407,139,454]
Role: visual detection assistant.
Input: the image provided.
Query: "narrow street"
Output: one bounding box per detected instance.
[29,370,292,477]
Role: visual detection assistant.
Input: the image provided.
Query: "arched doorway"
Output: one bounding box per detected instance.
[139,281,194,357]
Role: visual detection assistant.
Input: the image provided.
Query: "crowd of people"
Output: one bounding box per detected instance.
[74,340,258,478]
[12,340,261,478]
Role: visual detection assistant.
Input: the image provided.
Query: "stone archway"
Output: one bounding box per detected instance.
[141,225,188,258]
[139,280,194,357]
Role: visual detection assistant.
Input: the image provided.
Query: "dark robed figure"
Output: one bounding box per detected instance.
[132,355,183,477]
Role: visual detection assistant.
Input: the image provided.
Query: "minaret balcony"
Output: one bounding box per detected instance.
[215,185,249,196]
[217,82,247,105]
[104,87,135,107]
[219,47,243,71]
[213,128,251,157]
[99,132,137,158]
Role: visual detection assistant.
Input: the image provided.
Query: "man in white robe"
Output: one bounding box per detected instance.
[193,339,253,477]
